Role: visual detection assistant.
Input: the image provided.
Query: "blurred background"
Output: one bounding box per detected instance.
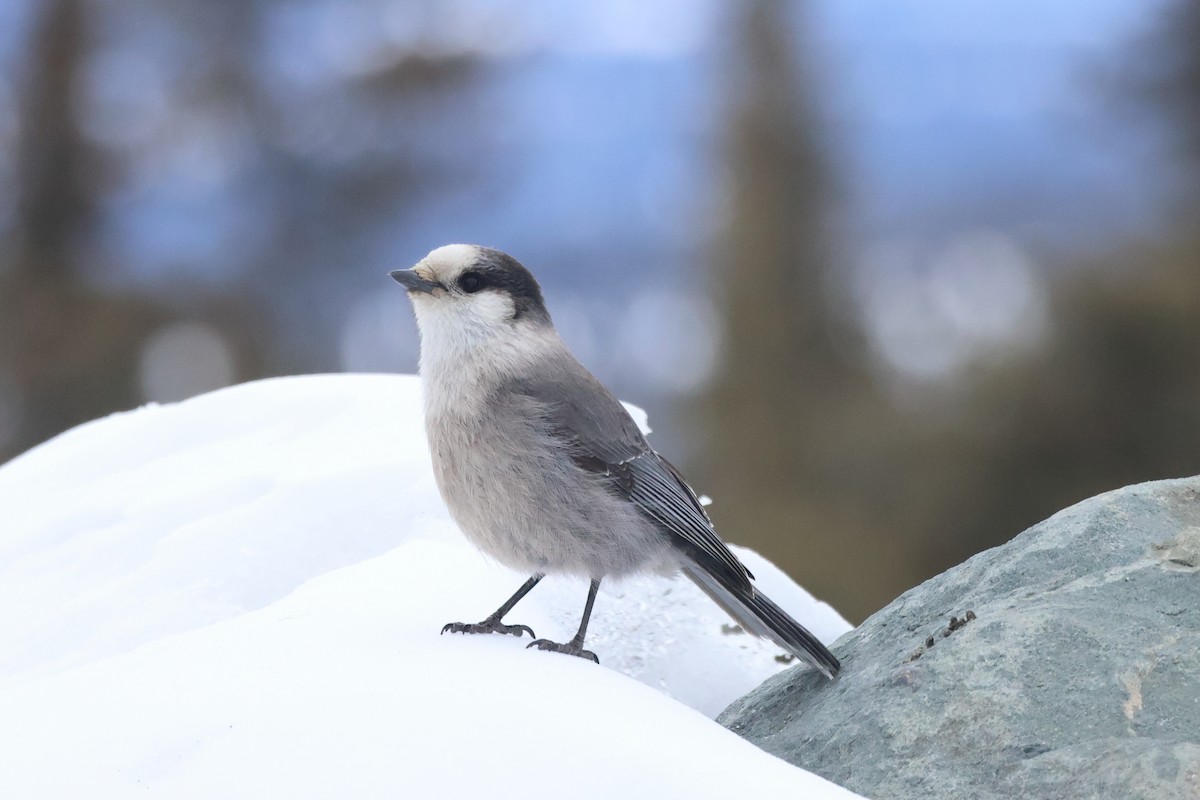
[2,0,1199,621]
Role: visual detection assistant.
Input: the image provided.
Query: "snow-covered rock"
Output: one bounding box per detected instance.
[0,375,858,799]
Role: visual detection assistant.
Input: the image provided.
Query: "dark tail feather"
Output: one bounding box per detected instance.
[684,566,841,679]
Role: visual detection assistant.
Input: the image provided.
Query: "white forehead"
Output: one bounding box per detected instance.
[418,244,481,280]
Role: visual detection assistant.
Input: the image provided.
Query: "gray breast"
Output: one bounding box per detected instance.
[426,386,675,579]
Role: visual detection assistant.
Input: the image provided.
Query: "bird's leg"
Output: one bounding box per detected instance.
[527,578,601,663]
[441,574,543,639]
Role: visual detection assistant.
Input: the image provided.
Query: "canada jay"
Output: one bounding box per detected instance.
[390,244,840,677]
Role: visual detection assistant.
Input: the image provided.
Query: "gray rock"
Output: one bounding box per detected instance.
[720,477,1200,800]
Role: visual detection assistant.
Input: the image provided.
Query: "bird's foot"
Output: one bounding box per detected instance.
[441,616,534,639]
[526,637,599,664]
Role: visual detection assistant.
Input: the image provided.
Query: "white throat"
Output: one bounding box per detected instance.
[415,302,561,419]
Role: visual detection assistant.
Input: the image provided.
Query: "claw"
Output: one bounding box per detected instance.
[441,619,535,638]
[526,638,600,664]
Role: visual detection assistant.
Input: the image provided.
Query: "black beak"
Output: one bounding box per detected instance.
[389,269,440,294]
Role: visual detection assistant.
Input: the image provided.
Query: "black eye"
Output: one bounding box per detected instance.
[458,271,484,294]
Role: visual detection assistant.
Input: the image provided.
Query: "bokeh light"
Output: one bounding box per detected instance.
[854,230,1047,382]
[138,322,237,404]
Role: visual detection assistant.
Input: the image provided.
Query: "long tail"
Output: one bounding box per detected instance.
[684,565,841,679]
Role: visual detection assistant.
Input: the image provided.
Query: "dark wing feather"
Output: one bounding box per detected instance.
[503,360,841,678]
[504,365,753,594]
[621,452,753,591]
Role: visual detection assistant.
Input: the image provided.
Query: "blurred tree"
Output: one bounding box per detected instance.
[941,245,1200,568]
[1145,0,1200,205]
[11,0,92,283]
[0,0,482,463]
[930,0,1200,570]
[961,0,1200,566]
[0,0,170,462]
[698,0,902,621]
[701,0,1200,623]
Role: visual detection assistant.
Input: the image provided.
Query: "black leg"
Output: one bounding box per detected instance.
[572,578,601,644]
[527,578,602,663]
[442,574,543,639]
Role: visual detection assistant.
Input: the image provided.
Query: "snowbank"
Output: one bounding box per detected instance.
[0,375,859,799]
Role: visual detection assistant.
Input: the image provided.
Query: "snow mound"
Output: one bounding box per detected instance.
[0,374,859,799]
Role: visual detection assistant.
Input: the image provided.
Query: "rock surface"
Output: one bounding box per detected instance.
[720,477,1200,800]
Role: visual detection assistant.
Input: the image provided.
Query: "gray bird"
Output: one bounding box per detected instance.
[390,244,840,678]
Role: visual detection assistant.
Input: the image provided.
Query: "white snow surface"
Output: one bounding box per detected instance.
[0,374,859,799]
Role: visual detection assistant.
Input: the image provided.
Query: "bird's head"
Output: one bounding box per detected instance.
[391,244,553,356]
